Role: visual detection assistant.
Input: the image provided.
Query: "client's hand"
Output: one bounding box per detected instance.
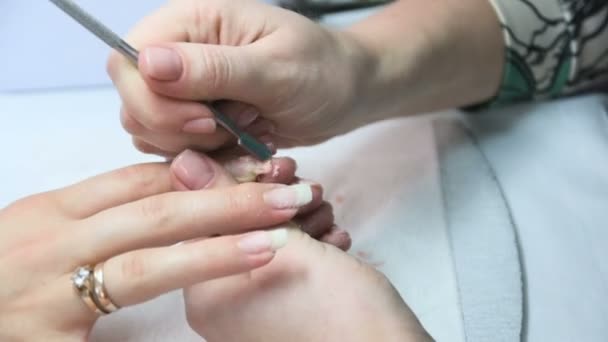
[0,153,332,341]
[174,153,430,342]
[184,229,432,342]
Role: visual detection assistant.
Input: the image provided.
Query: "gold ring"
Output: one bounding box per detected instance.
[71,266,108,315]
[92,263,120,313]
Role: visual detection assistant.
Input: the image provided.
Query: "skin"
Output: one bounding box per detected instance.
[175,152,431,342]
[185,228,433,342]
[107,0,503,153]
[0,152,341,341]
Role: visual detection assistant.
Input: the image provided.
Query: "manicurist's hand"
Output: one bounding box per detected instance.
[108,0,504,156]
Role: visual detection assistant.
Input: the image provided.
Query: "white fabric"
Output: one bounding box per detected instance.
[435,119,523,342]
[467,94,608,342]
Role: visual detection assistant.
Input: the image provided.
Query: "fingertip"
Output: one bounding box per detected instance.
[106,50,127,81]
[256,157,297,184]
[321,228,352,251]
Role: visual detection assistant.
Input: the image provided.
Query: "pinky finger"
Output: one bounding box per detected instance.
[320,227,352,251]
[101,228,289,307]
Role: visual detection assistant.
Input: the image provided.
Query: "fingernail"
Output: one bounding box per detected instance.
[233,108,259,128]
[143,47,183,81]
[263,184,313,210]
[183,118,217,134]
[224,156,272,183]
[172,150,215,190]
[237,228,289,253]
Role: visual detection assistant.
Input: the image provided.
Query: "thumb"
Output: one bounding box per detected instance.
[139,43,270,102]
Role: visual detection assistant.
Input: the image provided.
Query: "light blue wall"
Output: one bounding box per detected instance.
[0,0,373,92]
[0,1,168,91]
[0,0,274,92]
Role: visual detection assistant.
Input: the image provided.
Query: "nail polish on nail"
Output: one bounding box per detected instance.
[237,228,289,254]
[183,118,217,134]
[144,47,183,81]
[225,157,273,183]
[263,184,313,210]
[173,150,215,190]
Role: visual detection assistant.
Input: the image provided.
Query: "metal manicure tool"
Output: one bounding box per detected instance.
[49,0,273,161]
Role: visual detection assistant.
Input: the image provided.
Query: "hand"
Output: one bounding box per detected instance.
[171,152,425,342]
[107,0,372,156]
[0,153,333,341]
[184,229,432,342]
[108,0,505,157]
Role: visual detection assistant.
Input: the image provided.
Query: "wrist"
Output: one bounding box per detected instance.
[327,29,382,132]
[337,0,504,120]
[338,11,431,124]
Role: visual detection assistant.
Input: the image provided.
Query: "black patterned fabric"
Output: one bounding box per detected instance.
[489,0,608,104]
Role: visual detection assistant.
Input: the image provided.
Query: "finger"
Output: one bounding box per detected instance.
[138,42,276,103]
[216,101,260,129]
[170,149,238,191]
[103,228,288,306]
[320,227,352,251]
[121,104,236,154]
[76,182,317,262]
[221,156,297,184]
[173,150,296,186]
[135,130,237,155]
[52,163,172,219]
[56,228,289,322]
[294,202,334,238]
[132,137,177,158]
[292,179,324,215]
[115,72,229,141]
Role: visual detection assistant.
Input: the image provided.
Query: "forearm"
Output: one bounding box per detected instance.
[342,0,504,123]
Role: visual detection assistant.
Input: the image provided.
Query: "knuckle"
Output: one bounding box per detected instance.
[115,163,168,196]
[138,196,171,227]
[195,47,231,98]
[145,110,173,132]
[224,183,260,214]
[7,193,52,213]
[120,109,146,135]
[120,254,147,280]
[132,138,158,154]
[115,164,160,191]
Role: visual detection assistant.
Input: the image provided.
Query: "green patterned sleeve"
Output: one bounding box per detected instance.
[486,0,608,106]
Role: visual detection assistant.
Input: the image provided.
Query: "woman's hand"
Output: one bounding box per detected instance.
[0,152,335,341]
[107,0,373,155]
